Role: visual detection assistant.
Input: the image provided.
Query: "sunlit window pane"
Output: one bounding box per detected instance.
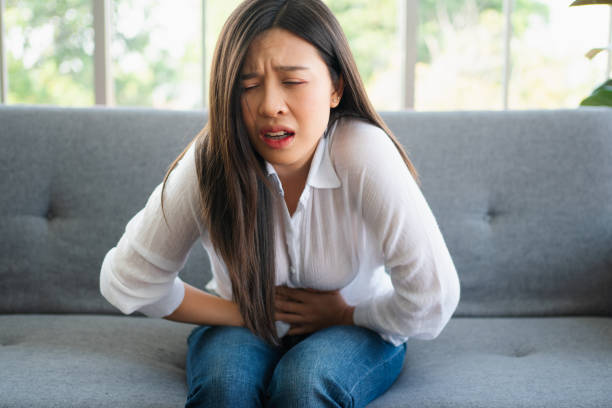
[112,0,202,109]
[5,0,94,106]
[415,0,504,111]
[509,1,610,109]
[204,0,242,107]
[325,0,401,110]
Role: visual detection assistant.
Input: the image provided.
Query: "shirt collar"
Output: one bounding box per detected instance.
[264,122,342,190]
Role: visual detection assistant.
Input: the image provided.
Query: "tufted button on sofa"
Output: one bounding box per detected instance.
[1,105,611,407]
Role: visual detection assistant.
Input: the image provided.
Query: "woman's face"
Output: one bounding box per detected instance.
[240,28,342,179]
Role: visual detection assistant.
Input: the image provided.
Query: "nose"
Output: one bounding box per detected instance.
[258,83,287,117]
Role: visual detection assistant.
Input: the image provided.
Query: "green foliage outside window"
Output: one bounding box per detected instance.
[5,0,93,106]
[3,0,608,110]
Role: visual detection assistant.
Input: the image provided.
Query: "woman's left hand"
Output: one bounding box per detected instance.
[274,285,355,335]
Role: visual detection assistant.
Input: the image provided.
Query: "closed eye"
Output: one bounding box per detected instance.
[241,82,305,91]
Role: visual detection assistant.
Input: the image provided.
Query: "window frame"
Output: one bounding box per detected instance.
[0,0,6,104]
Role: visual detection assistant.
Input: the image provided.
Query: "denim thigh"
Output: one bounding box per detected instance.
[185,325,406,408]
[185,325,283,408]
[266,325,407,408]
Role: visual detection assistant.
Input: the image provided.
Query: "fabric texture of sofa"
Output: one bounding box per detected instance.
[1,105,611,407]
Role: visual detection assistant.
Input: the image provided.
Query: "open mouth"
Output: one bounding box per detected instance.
[264,131,295,140]
[260,129,295,149]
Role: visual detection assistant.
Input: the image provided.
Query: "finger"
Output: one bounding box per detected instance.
[275,299,306,314]
[304,288,337,294]
[286,287,340,302]
[279,288,312,303]
[276,285,297,293]
[275,293,289,301]
[275,312,307,324]
[276,286,301,302]
[278,288,316,303]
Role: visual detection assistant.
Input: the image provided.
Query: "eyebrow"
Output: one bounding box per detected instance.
[240,65,310,80]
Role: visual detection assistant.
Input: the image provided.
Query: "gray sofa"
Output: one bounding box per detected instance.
[1,105,611,407]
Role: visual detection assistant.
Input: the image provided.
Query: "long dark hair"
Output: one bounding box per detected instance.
[161,0,420,345]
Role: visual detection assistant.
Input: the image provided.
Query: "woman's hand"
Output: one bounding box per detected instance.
[274,285,355,335]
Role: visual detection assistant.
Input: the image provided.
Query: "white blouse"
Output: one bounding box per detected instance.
[99,116,460,347]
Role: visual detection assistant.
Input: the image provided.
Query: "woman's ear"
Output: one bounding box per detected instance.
[330,75,345,108]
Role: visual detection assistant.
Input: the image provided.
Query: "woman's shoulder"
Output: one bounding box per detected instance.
[164,140,199,194]
[329,116,401,172]
[159,139,203,221]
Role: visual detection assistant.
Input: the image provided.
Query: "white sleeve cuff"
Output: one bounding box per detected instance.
[137,277,186,318]
[353,299,409,347]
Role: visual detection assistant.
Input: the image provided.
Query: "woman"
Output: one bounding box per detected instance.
[99,0,461,406]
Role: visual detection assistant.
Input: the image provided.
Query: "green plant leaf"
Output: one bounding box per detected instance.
[570,0,612,6]
[580,79,612,106]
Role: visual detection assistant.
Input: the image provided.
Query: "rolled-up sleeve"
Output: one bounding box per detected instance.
[99,141,203,318]
[349,124,461,346]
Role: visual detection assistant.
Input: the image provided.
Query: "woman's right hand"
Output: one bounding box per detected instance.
[274,285,354,335]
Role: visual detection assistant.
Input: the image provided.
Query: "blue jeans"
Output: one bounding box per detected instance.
[185,324,407,407]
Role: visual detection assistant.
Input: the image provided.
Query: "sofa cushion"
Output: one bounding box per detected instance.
[0,315,610,407]
[371,316,612,408]
[0,315,195,407]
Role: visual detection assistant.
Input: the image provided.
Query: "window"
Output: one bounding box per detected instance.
[416,0,505,110]
[509,0,610,109]
[112,0,202,109]
[1,1,611,111]
[5,0,94,106]
[325,0,402,110]
[204,0,241,106]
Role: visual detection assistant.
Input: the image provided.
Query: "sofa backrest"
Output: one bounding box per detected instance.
[1,106,611,317]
